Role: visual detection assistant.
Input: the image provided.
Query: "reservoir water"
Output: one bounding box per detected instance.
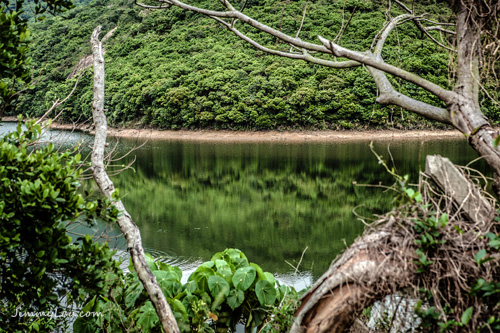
[0,122,487,288]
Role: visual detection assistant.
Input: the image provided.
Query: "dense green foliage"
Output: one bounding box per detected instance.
[9,0,498,129]
[0,3,30,105]
[74,248,299,332]
[0,0,75,112]
[0,120,120,331]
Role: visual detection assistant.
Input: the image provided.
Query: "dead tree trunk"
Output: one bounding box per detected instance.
[291,229,416,332]
[292,155,496,332]
[90,26,180,333]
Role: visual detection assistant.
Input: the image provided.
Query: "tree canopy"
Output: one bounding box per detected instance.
[9,0,499,130]
[0,0,76,112]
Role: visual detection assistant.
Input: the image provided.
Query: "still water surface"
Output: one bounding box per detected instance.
[0,122,487,288]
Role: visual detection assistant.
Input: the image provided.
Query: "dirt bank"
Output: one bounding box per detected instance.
[2,116,464,143]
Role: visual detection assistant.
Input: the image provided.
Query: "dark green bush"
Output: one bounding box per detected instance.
[0,119,120,331]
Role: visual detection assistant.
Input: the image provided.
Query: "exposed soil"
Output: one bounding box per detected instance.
[2,116,465,143]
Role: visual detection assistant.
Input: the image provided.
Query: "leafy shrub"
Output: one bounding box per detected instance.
[75,248,299,332]
[0,119,120,331]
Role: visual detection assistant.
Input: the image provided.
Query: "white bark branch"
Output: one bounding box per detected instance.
[317,35,456,104]
[135,0,333,54]
[424,25,456,35]
[392,0,456,52]
[90,26,180,333]
[370,67,451,123]
[210,16,360,68]
[367,14,451,123]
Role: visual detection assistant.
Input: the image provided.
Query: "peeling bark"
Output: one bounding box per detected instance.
[90,26,180,333]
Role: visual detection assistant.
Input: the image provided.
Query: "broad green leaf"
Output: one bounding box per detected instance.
[155,270,181,297]
[125,282,144,309]
[215,259,233,280]
[225,248,247,262]
[250,262,266,281]
[172,266,183,280]
[169,298,188,322]
[405,188,415,198]
[189,265,215,291]
[232,266,256,291]
[208,275,230,299]
[233,256,249,270]
[136,301,159,332]
[255,280,277,306]
[81,295,96,312]
[227,289,245,310]
[184,280,198,293]
[201,261,215,268]
[144,253,158,271]
[475,249,487,265]
[264,272,275,286]
[211,251,225,262]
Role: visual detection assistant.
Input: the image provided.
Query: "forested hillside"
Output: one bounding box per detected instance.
[9,0,500,130]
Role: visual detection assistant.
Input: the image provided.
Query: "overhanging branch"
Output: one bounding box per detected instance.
[366,14,451,123]
[210,16,360,68]
[134,0,335,54]
[318,35,456,104]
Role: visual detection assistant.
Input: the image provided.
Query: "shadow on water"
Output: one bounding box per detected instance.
[0,122,489,287]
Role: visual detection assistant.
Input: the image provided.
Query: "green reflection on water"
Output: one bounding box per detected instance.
[0,123,486,280]
[110,136,484,279]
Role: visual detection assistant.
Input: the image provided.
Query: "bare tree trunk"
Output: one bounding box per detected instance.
[291,227,416,333]
[292,154,496,332]
[449,2,500,191]
[90,26,180,333]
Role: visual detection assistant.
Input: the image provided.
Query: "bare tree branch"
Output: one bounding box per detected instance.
[424,25,456,35]
[135,0,333,54]
[210,16,360,68]
[418,17,455,26]
[392,0,456,52]
[35,69,86,125]
[287,2,308,53]
[317,35,456,103]
[90,26,180,333]
[366,14,451,123]
[334,5,357,45]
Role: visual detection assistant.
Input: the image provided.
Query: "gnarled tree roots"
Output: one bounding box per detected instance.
[292,156,500,332]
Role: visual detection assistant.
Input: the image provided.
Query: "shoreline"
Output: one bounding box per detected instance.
[2,116,465,143]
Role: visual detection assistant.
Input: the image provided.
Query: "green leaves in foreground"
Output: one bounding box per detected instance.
[75,248,298,332]
[1,120,120,331]
[232,266,257,291]
[255,280,277,306]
